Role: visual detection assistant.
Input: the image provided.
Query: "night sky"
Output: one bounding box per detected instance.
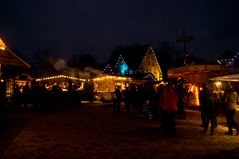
[1,0,239,63]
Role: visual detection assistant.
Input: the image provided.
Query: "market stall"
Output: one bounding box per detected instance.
[168,64,228,107]
[92,75,132,102]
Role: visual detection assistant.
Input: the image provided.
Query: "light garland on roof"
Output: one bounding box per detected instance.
[103,64,114,74]
[36,75,85,82]
[138,46,163,81]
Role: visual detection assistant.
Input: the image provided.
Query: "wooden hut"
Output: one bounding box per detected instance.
[0,38,30,104]
[168,64,228,107]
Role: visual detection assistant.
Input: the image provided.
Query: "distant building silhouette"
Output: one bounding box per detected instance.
[106,45,163,81]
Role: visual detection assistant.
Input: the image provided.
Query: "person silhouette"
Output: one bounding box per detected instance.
[224,85,239,135]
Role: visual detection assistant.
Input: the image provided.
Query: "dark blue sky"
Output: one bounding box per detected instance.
[1,0,239,63]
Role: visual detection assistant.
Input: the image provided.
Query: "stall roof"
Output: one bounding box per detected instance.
[209,74,239,82]
[0,38,30,68]
[167,64,228,83]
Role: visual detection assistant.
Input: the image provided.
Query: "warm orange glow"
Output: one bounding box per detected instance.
[36,75,85,82]
[93,75,131,82]
[138,47,163,81]
[214,81,222,88]
[0,38,6,50]
[188,84,200,106]
[93,75,132,93]
[195,85,200,106]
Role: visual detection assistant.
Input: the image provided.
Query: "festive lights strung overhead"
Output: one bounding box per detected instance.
[226,52,239,66]
[36,75,85,82]
[217,52,239,66]
[103,64,114,74]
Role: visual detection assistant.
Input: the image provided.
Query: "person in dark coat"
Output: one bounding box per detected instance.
[22,82,30,108]
[199,83,217,135]
[176,83,186,119]
[124,86,131,112]
[113,86,122,113]
[13,84,21,105]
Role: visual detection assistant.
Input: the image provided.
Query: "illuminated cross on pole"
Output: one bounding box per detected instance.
[176,30,193,65]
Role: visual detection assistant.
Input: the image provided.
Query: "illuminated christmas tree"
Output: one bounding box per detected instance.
[115,54,128,76]
[102,64,114,75]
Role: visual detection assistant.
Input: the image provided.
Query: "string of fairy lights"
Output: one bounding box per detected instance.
[227,52,239,66]
[138,46,163,81]
[36,75,85,82]
[217,52,239,66]
[35,47,162,83]
[33,46,163,83]
[102,64,114,74]
[115,54,128,69]
[102,46,163,81]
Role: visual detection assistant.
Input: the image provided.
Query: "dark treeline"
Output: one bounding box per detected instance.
[8,40,233,79]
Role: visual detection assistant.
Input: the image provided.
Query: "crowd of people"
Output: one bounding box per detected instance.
[199,82,239,136]
[2,79,239,137]
[112,81,239,137]
[112,82,187,137]
[11,81,81,110]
